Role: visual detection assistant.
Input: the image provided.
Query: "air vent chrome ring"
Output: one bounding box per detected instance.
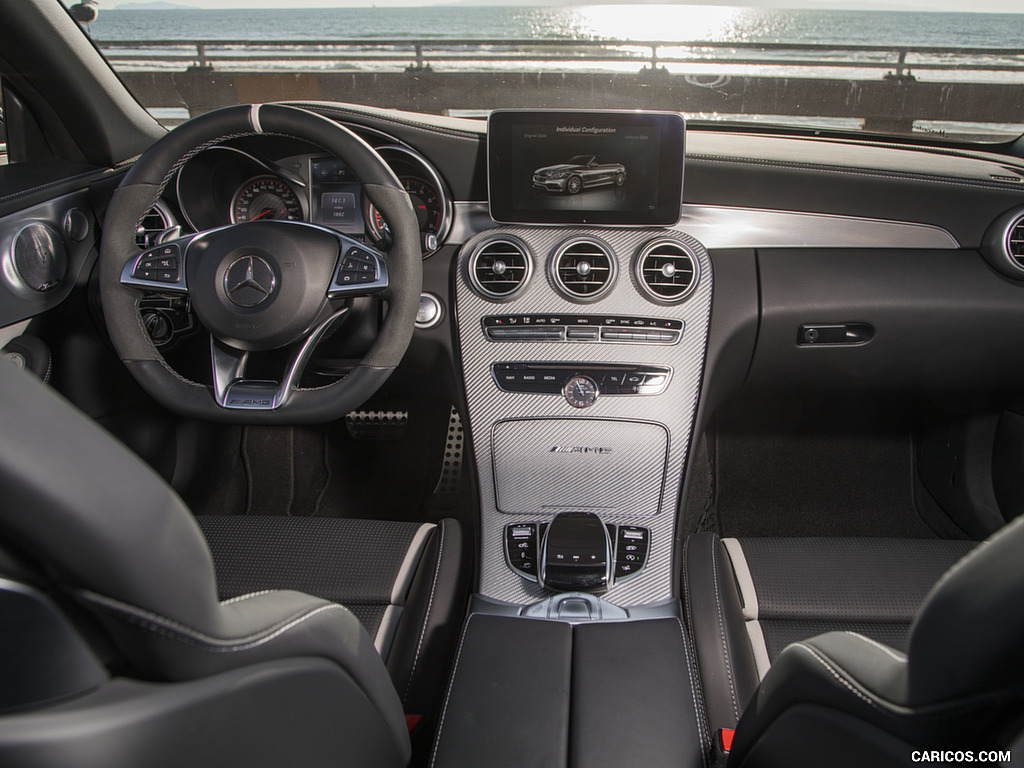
[634,238,700,304]
[549,237,617,303]
[982,206,1024,280]
[468,235,533,301]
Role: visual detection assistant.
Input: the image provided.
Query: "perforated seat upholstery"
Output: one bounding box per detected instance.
[0,361,467,767]
[684,528,1024,766]
[197,514,467,715]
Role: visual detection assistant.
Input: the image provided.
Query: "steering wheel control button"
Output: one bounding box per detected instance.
[563,375,599,408]
[125,243,185,290]
[328,245,388,297]
[337,247,379,285]
[224,255,276,308]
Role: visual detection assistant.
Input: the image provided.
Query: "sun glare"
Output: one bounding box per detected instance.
[569,4,748,42]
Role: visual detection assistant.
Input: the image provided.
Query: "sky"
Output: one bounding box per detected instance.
[102,0,1024,13]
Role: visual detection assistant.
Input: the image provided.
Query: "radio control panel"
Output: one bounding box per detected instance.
[492,362,671,402]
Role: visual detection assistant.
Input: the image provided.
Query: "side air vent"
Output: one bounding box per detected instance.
[1008,215,1024,269]
[135,202,176,249]
[635,239,700,304]
[469,236,532,300]
[550,238,617,302]
[982,206,1024,280]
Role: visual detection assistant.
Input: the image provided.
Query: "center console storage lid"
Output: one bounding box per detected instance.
[492,418,669,516]
[431,612,705,768]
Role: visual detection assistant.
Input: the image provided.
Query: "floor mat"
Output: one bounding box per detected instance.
[705,397,937,539]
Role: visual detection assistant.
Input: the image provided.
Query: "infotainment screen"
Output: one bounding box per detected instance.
[487,110,685,226]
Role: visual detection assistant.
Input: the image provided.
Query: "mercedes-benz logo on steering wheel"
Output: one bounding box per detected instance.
[224,255,276,308]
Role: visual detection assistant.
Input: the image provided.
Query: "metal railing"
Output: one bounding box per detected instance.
[95,38,1024,78]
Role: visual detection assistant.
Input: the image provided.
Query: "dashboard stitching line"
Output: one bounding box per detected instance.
[289,103,481,143]
[0,168,112,204]
[689,153,1024,192]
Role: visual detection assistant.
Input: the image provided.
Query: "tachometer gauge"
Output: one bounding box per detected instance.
[403,178,442,232]
[366,177,444,247]
[231,176,303,223]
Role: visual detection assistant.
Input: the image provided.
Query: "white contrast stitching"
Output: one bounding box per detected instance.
[80,590,346,652]
[688,154,1024,192]
[428,612,476,768]
[402,523,445,706]
[285,103,481,143]
[675,617,711,768]
[850,633,907,663]
[792,642,883,712]
[0,168,113,204]
[711,538,741,721]
[220,590,276,605]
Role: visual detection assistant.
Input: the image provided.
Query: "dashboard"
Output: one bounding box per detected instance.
[4,102,1024,605]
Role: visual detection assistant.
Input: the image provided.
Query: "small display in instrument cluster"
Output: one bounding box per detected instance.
[310,157,363,235]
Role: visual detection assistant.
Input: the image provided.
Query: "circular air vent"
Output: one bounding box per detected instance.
[135,201,176,249]
[468,236,532,300]
[550,238,617,302]
[635,239,700,304]
[1007,214,1024,269]
[982,206,1024,280]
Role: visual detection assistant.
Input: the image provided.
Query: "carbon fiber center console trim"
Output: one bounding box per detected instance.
[454,225,712,606]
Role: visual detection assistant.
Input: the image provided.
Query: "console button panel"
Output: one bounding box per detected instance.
[484,314,683,344]
[492,362,671,396]
[614,525,649,581]
[505,521,650,587]
[505,522,547,578]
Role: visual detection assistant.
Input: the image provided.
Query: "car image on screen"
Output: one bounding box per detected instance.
[532,155,627,194]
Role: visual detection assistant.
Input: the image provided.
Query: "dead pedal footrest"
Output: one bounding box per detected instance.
[345,409,408,440]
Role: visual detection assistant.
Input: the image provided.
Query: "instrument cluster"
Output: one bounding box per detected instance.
[172,138,452,258]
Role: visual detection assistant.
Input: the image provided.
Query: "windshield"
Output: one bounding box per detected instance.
[68,0,1024,143]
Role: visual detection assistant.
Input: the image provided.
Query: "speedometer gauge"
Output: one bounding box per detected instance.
[231,176,303,223]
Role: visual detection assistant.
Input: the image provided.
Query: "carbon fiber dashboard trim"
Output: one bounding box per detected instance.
[492,418,669,516]
[454,225,712,606]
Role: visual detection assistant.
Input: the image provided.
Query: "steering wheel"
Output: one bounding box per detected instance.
[99,104,421,424]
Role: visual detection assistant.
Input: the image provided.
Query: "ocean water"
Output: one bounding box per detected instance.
[90,5,1024,48]
[85,5,1024,135]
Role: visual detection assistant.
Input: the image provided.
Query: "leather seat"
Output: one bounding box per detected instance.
[196,514,467,725]
[0,361,466,767]
[684,528,1024,765]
